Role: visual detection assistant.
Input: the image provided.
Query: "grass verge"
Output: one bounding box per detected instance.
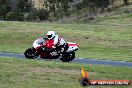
[0,57,132,88]
[0,20,132,61]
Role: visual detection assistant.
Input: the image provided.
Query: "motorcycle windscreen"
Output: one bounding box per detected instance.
[33,38,45,49]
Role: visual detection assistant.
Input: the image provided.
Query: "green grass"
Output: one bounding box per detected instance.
[96,5,132,24]
[0,57,132,88]
[0,3,132,88]
[0,18,132,61]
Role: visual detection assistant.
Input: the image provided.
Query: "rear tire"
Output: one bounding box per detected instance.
[24,48,38,59]
[59,52,75,62]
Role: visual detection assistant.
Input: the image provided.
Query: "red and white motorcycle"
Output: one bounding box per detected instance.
[24,38,79,62]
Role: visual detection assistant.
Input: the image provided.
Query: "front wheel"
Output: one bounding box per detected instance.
[24,48,38,59]
[59,52,75,62]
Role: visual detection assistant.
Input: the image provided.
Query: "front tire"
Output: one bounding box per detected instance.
[24,48,38,59]
[59,52,75,62]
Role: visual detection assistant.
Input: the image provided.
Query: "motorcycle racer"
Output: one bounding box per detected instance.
[46,31,66,52]
[24,31,79,61]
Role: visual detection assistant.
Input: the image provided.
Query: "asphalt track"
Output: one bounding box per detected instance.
[0,52,132,67]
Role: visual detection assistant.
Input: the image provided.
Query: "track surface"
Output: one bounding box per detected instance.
[0,52,132,67]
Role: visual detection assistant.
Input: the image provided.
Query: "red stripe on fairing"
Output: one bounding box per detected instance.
[35,46,41,50]
[68,44,77,46]
[35,44,43,50]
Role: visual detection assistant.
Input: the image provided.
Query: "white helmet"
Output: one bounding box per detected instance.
[47,31,56,39]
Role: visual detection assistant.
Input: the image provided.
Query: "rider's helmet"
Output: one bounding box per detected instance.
[47,31,56,40]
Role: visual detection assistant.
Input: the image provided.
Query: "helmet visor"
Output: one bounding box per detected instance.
[47,35,52,39]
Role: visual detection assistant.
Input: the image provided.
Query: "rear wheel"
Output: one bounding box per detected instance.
[59,52,75,62]
[24,48,38,59]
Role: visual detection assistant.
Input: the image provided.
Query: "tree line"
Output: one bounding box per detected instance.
[0,0,131,21]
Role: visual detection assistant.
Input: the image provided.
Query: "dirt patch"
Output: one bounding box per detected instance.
[26,66,96,78]
[28,67,80,75]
